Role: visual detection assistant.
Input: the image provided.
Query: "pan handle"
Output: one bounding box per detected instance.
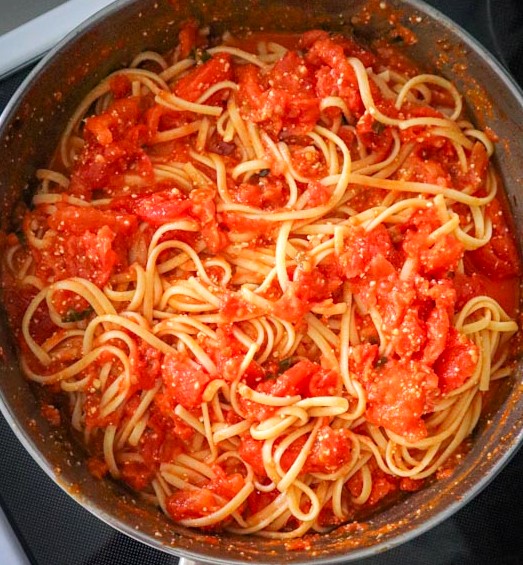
[179,558,205,565]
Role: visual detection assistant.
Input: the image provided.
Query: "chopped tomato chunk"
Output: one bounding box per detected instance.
[338,225,392,279]
[174,54,233,103]
[120,460,155,491]
[239,436,267,477]
[34,226,119,287]
[239,360,340,422]
[347,465,398,507]
[127,189,192,227]
[167,488,220,521]
[273,262,342,323]
[402,208,463,276]
[434,328,479,394]
[305,426,352,474]
[47,204,138,236]
[365,358,439,442]
[246,489,279,516]
[236,52,320,136]
[161,352,211,410]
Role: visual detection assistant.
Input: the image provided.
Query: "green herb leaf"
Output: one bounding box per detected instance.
[371,120,386,135]
[14,229,26,245]
[375,356,388,369]
[62,307,94,323]
[192,48,212,64]
[258,168,270,177]
[278,357,298,373]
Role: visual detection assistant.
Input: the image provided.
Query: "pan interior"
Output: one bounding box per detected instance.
[0,1,522,563]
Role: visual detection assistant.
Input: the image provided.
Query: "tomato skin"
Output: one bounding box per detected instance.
[173,54,233,103]
[422,304,450,365]
[456,141,488,192]
[398,152,451,189]
[166,488,220,521]
[84,98,143,146]
[239,436,267,477]
[113,186,227,253]
[434,328,479,394]
[452,272,485,310]
[246,489,279,516]
[206,328,266,385]
[68,96,153,199]
[109,75,132,99]
[67,226,118,286]
[47,204,138,236]
[70,142,151,199]
[306,36,372,116]
[300,30,330,49]
[390,309,426,359]
[271,285,311,324]
[207,466,245,500]
[300,180,331,208]
[355,108,396,155]
[161,352,211,410]
[309,368,340,397]
[220,212,273,239]
[178,19,199,59]
[257,359,319,398]
[236,65,265,113]
[260,360,338,399]
[349,343,379,386]
[26,204,136,290]
[129,189,192,227]
[270,50,316,95]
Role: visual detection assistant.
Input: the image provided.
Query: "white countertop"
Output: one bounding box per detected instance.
[0,0,117,79]
[0,506,31,565]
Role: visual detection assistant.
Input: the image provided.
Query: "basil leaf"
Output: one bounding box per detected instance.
[62,307,94,323]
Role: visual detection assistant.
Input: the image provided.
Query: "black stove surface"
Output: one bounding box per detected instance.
[1,1,522,564]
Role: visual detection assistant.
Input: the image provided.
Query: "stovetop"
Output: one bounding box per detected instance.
[0,1,522,564]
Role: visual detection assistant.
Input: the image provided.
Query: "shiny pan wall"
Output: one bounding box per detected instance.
[0,0,522,563]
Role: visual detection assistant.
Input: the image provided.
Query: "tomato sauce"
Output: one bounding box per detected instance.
[1,18,521,537]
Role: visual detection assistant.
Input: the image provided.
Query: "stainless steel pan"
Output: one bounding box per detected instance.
[1,1,522,563]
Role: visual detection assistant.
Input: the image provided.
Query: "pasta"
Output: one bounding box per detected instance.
[1,22,520,538]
